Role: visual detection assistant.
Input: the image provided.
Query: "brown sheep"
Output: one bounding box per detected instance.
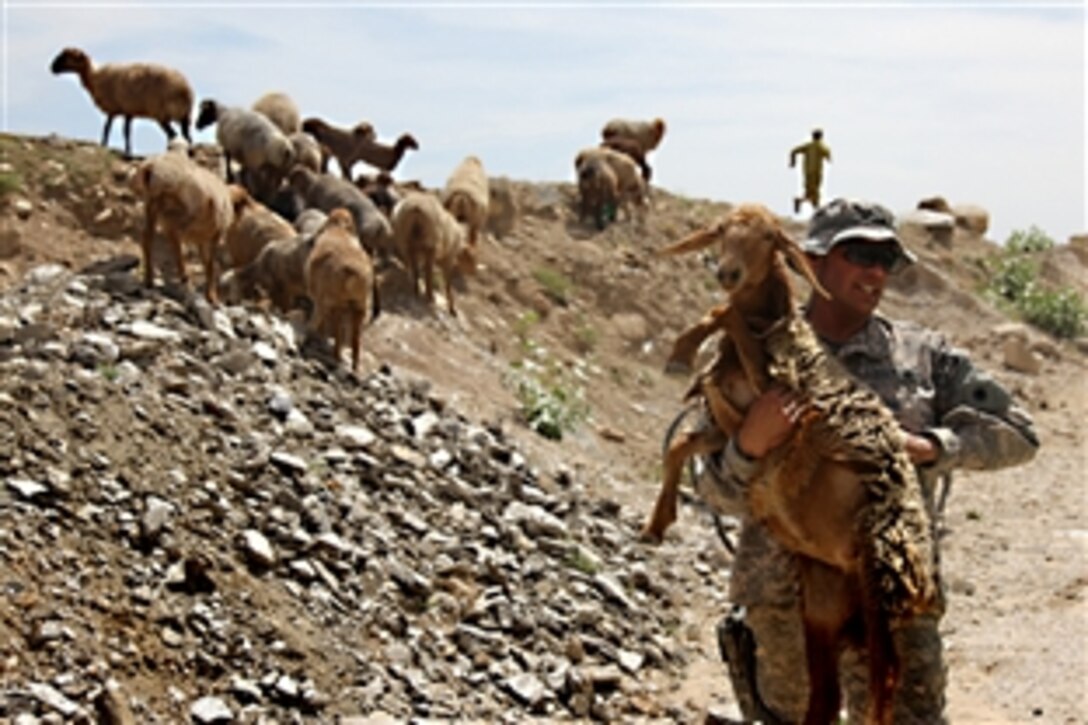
[575,146,646,222]
[351,132,420,174]
[50,47,193,158]
[252,91,301,135]
[575,153,619,230]
[647,204,936,724]
[223,227,317,314]
[300,117,378,179]
[131,151,233,303]
[391,192,477,316]
[224,185,297,270]
[600,136,652,182]
[601,116,666,154]
[304,208,380,373]
[442,155,490,247]
[288,165,392,258]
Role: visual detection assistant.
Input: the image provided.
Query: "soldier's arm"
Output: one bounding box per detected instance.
[923,342,1039,474]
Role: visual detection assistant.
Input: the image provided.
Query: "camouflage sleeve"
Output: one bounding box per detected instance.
[693,438,760,518]
[925,342,1039,475]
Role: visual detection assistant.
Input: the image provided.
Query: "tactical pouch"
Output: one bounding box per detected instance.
[716,605,786,725]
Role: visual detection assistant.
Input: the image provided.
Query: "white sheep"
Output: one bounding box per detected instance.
[442,156,490,247]
[50,47,194,158]
[130,150,233,303]
[300,117,378,179]
[287,166,392,258]
[194,99,295,202]
[391,191,477,316]
[251,91,301,135]
[601,117,667,154]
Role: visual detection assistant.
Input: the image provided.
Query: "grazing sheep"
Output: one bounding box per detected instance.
[442,155,490,247]
[601,116,667,154]
[224,225,316,314]
[50,47,194,158]
[224,185,297,269]
[351,132,420,174]
[575,153,619,230]
[391,192,477,316]
[575,146,646,221]
[195,99,295,202]
[131,150,233,303]
[300,117,377,179]
[601,136,652,182]
[305,208,380,373]
[287,166,392,257]
[251,91,301,135]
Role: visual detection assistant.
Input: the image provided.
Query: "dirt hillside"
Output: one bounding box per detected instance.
[0,132,1085,722]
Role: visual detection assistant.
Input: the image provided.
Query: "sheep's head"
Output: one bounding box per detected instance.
[397,134,420,152]
[287,165,315,194]
[651,117,667,146]
[660,203,829,299]
[325,207,358,237]
[301,118,325,136]
[194,100,220,131]
[50,48,89,75]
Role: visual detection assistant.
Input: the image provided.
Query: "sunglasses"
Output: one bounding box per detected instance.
[837,241,907,274]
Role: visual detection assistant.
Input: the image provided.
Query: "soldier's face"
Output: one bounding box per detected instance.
[814,242,891,318]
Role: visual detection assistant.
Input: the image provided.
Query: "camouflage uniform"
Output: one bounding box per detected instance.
[695,312,1039,724]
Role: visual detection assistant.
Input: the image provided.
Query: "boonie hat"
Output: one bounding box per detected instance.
[803,198,916,264]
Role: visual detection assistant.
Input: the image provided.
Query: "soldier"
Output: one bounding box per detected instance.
[790,128,832,214]
[695,198,1039,723]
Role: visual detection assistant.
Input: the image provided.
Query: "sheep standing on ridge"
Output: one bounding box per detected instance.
[131,151,233,303]
[575,154,619,230]
[601,116,667,155]
[301,117,378,179]
[305,208,380,373]
[442,156,490,248]
[392,192,477,316]
[575,146,646,222]
[50,47,194,158]
[601,136,652,182]
[351,132,420,175]
[288,166,392,258]
[252,91,301,135]
[195,99,295,203]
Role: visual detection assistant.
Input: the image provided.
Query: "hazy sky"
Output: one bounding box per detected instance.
[3,1,1085,245]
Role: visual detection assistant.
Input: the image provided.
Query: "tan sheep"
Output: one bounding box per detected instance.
[601,117,667,154]
[50,47,193,158]
[391,192,477,316]
[131,151,233,303]
[575,153,619,230]
[575,146,646,221]
[350,132,420,174]
[442,155,490,247]
[304,208,380,373]
[252,91,301,135]
[224,185,297,270]
[300,117,378,179]
[288,131,323,174]
[223,226,317,314]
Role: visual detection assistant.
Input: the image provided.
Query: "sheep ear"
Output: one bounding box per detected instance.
[659,226,718,256]
[776,231,831,299]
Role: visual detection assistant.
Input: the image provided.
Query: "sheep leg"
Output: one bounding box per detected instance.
[122,116,134,158]
[332,310,345,367]
[641,427,725,543]
[158,119,177,141]
[666,303,730,373]
[180,118,192,146]
[202,235,220,305]
[350,308,363,373]
[423,253,436,307]
[799,560,854,725]
[141,198,159,288]
[444,265,457,316]
[101,115,115,148]
[703,378,744,436]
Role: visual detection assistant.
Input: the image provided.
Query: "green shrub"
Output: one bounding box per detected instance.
[533,266,572,305]
[982,226,1087,339]
[0,171,21,197]
[507,359,588,441]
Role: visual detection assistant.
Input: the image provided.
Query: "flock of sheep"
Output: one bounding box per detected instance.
[50,47,667,372]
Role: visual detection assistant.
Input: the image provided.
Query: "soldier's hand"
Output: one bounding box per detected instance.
[736,387,806,459]
[903,433,939,465]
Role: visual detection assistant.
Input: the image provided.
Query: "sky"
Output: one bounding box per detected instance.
[2,1,1085,245]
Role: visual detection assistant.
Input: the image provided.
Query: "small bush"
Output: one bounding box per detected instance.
[982,226,1087,339]
[533,266,572,305]
[507,358,588,441]
[0,171,21,197]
